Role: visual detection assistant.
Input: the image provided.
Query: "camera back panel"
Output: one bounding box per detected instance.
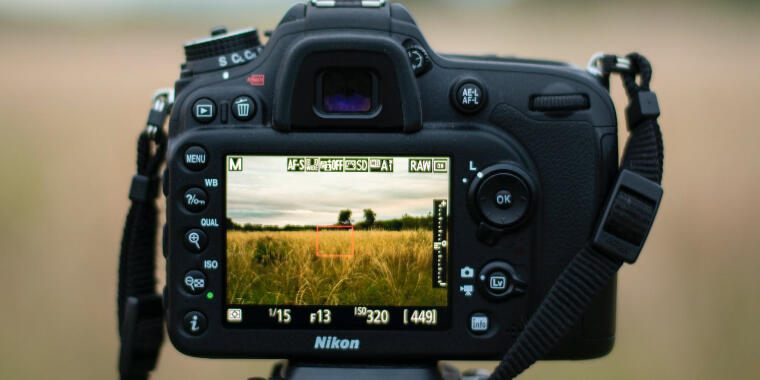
[163,2,619,361]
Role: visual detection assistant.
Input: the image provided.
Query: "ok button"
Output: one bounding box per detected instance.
[494,190,512,209]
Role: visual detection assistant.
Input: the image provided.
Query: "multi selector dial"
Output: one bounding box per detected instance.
[468,163,535,231]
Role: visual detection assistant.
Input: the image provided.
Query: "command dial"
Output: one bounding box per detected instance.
[183,27,262,72]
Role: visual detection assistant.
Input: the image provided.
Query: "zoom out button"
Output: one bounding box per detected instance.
[183,270,207,294]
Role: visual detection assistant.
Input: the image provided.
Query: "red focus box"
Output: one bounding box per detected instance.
[315,225,355,258]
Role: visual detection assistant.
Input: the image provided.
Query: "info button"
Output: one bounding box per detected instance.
[469,313,489,334]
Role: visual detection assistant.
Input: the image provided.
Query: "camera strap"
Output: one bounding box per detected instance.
[488,53,664,379]
[118,89,174,380]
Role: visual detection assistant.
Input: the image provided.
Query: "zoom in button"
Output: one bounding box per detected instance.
[184,229,208,253]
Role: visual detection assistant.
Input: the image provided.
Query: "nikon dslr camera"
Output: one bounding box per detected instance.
[163,1,623,361]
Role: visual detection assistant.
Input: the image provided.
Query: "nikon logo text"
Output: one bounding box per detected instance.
[313,336,360,351]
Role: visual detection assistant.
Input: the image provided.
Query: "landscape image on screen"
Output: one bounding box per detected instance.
[225,156,449,307]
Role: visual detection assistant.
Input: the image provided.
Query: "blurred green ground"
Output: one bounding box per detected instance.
[0,1,759,379]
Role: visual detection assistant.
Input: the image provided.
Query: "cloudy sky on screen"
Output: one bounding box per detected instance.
[227,156,449,227]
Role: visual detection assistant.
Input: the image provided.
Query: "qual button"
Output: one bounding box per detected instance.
[184,228,208,253]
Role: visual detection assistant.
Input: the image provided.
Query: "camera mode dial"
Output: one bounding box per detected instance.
[183,27,263,73]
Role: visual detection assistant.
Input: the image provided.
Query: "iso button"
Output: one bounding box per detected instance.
[183,270,207,295]
[183,187,208,212]
[231,96,256,121]
[192,98,216,123]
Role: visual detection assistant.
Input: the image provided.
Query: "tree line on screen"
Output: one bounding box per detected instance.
[226,209,434,231]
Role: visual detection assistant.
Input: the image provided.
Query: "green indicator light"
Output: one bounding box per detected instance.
[206,291,214,300]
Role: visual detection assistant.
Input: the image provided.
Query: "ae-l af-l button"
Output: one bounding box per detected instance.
[452,79,487,114]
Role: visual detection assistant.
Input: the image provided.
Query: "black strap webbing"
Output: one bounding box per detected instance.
[118,98,170,380]
[489,53,664,379]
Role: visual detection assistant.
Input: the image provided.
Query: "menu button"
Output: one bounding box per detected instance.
[184,146,208,171]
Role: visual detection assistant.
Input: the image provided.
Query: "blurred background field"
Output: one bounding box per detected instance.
[1,0,759,379]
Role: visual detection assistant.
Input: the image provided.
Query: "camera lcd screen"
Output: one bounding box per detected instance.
[321,69,373,113]
[225,155,450,329]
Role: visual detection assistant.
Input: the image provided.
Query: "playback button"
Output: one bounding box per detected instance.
[192,98,216,123]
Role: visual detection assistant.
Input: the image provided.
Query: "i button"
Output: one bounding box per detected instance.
[183,311,207,335]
